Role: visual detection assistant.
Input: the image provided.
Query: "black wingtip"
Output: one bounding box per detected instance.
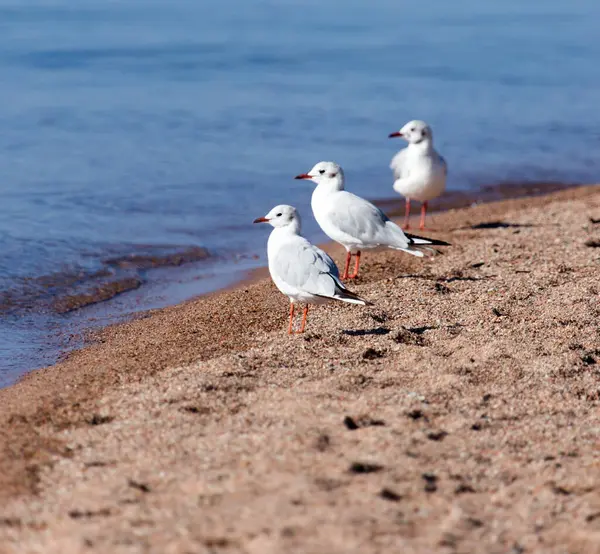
[336,286,373,306]
[405,232,451,247]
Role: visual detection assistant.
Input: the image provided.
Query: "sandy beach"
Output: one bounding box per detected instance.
[1,185,599,553]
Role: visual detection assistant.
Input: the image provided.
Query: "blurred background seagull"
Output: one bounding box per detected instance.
[389,120,447,230]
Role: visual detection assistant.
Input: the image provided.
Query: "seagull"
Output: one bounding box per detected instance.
[295,161,449,280]
[389,120,447,230]
[253,204,371,334]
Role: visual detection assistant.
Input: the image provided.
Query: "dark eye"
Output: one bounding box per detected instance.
[319,169,325,174]
[276,212,282,217]
[411,127,416,132]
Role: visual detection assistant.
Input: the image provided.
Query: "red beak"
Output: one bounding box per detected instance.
[294,173,312,180]
[388,131,403,138]
[253,216,269,224]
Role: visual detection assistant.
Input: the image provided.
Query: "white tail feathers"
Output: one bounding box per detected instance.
[333,294,370,305]
[384,221,427,253]
[384,221,449,257]
[394,247,425,257]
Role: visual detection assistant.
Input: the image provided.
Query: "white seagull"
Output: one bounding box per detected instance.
[389,120,447,230]
[253,204,371,334]
[295,162,449,280]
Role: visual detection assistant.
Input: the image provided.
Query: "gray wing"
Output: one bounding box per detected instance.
[390,148,408,180]
[324,191,419,251]
[325,191,404,244]
[273,237,344,297]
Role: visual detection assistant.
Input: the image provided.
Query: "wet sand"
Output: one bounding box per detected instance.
[0,185,599,553]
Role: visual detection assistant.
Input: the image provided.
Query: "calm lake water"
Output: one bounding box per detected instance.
[1,0,599,385]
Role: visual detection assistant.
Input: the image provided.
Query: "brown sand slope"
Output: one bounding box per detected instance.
[1,186,599,553]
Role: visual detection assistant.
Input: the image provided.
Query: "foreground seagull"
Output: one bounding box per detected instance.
[389,120,447,230]
[295,161,449,279]
[253,204,371,334]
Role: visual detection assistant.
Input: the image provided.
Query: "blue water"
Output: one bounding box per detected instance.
[1,0,599,384]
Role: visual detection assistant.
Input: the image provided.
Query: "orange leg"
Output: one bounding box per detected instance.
[403,198,411,230]
[341,251,352,279]
[420,201,428,230]
[298,305,309,333]
[287,303,295,335]
[349,250,361,279]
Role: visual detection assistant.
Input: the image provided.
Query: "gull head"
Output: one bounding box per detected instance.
[294,161,345,190]
[389,120,432,145]
[253,204,301,230]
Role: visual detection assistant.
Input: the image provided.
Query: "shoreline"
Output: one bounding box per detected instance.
[0,179,586,388]
[2,182,597,408]
[1,184,599,552]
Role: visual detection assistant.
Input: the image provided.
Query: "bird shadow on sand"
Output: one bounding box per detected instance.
[403,325,438,334]
[342,325,442,337]
[343,327,391,337]
[453,221,537,231]
[453,220,565,231]
[396,274,493,283]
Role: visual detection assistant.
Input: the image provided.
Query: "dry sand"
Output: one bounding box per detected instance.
[1,186,599,554]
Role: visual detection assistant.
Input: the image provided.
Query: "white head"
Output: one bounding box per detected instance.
[294,161,345,191]
[389,120,433,145]
[253,204,301,232]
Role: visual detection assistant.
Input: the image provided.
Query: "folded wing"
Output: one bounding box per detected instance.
[325,191,448,257]
[273,238,369,305]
